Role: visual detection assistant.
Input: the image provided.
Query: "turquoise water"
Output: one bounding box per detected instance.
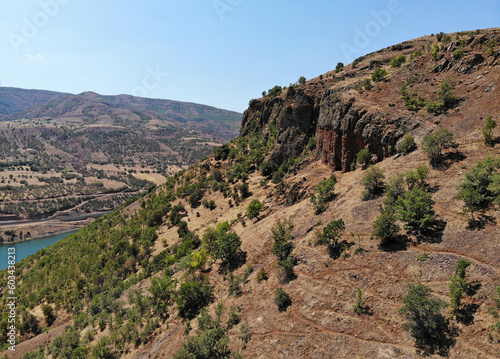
[0,231,76,270]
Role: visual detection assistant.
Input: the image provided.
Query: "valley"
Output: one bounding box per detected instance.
[0,89,242,241]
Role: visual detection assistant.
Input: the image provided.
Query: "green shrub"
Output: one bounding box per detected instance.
[372,67,388,82]
[399,134,417,154]
[310,174,337,214]
[356,149,371,168]
[483,116,497,147]
[453,47,465,59]
[426,79,457,115]
[401,84,425,111]
[353,288,370,315]
[298,76,306,85]
[176,275,213,319]
[361,166,385,200]
[256,267,268,282]
[267,85,283,97]
[274,287,292,312]
[456,156,500,224]
[203,224,244,270]
[399,283,447,347]
[431,43,440,61]
[246,199,264,219]
[317,219,345,259]
[363,78,372,90]
[422,128,456,165]
[271,220,294,261]
[391,54,407,68]
[396,187,435,230]
[448,259,471,314]
[335,62,344,73]
[41,304,56,326]
[372,206,400,247]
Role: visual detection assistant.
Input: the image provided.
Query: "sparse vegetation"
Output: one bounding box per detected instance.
[316,219,345,259]
[246,199,264,220]
[372,67,388,82]
[426,79,458,115]
[483,116,497,147]
[399,134,417,155]
[456,155,500,226]
[448,259,472,315]
[399,283,448,351]
[274,287,292,312]
[390,54,407,68]
[310,174,337,214]
[361,166,385,201]
[422,128,456,165]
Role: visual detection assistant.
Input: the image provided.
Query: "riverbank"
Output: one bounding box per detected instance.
[0,211,113,243]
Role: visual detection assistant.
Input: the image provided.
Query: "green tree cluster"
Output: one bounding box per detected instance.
[203,222,244,270]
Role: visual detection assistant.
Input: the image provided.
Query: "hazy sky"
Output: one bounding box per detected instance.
[0,0,498,113]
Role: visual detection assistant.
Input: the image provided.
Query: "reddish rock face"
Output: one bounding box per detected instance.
[241,85,417,172]
[316,92,416,171]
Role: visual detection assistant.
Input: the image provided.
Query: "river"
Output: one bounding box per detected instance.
[0,231,77,270]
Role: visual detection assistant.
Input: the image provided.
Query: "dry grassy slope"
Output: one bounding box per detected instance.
[131,29,500,359]
[5,29,500,359]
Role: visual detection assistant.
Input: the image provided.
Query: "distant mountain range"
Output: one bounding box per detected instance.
[0,87,242,220]
[0,87,242,139]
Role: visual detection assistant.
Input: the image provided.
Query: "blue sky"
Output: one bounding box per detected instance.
[0,0,498,113]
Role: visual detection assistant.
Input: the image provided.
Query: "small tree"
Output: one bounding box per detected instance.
[298,76,306,85]
[422,128,456,165]
[271,220,294,261]
[391,54,407,68]
[203,224,244,270]
[149,276,174,320]
[310,174,337,214]
[456,156,500,225]
[399,283,447,348]
[356,149,371,168]
[353,288,370,315]
[317,219,345,259]
[335,62,344,73]
[246,199,264,220]
[372,67,388,82]
[176,275,213,319]
[372,206,400,247]
[42,304,56,327]
[399,134,417,155]
[363,78,372,90]
[274,287,292,312]
[396,187,435,231]
[361,166,385,201]
[483,116,497,147]
[448,259,472,315]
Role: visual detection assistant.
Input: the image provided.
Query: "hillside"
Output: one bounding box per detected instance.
[0,89,241,239]
[1,28,500,359]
